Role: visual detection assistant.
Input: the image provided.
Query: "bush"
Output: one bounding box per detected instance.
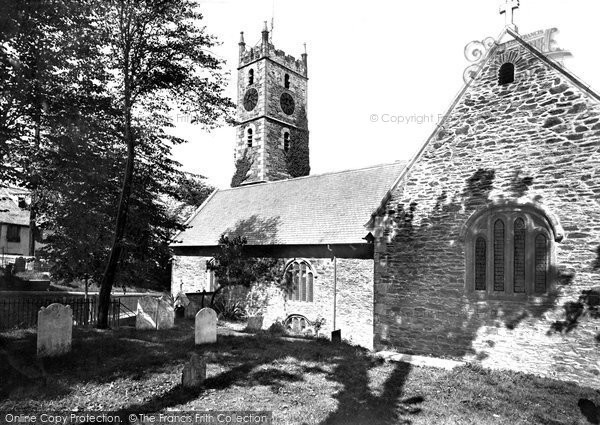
[213,296,245,321]
[267,320,287,335]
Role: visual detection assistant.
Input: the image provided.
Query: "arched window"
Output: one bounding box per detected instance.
[248,69,254,86]
[283,132,290,152]
[498,62,515,85]
[284,73,290,89]
[465,205,555,296]
[247,128,253,147]
[285,259,314,302]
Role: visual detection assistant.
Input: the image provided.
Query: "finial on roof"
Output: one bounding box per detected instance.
[239,31,245,45]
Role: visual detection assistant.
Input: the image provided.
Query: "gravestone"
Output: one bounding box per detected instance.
[331,329,342,344]
[195,308,217,344]
[182,353,206,388]
[136,296,175,330]
[37,303,72,357]
[13,257,26,273]
[246,315,264,331]
[185,300,201,319]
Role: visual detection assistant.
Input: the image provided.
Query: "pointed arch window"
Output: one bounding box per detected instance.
[284,73,290,89]
[285,259,314,303]
[466,206,555,296]
[248,69,254,86]
[498,62,515,85]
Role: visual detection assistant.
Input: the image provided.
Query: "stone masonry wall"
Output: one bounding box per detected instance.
[374,41,600,387]
[171,255,211,296]
[263,258,374,349]
[172,254,374,349]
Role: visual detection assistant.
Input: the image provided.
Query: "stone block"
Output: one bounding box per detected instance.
[182,353,206,388]
[136,296,174,330]
[37,303,72,357]
[246,315,264,331]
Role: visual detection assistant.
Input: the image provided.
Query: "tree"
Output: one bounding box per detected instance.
[96,0,233,327]
[0,0,108,253]
[206,235,287,306]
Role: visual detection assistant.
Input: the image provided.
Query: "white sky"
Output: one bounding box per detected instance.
[170,0,600,189]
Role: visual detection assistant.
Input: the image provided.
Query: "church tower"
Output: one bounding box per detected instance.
[233,22,309,186]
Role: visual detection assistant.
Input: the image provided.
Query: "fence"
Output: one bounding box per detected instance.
[0,297,120,330]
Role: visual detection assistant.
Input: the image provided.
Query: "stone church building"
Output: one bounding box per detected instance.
[173,20,600,386]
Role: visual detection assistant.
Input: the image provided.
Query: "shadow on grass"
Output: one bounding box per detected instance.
[0,324,421,424]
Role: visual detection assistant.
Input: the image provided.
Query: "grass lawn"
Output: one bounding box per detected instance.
[1,321,599,424]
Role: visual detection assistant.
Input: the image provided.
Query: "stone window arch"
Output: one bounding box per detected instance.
[463,204,559,296]
[284,259,315,302]
[498,62,515,85]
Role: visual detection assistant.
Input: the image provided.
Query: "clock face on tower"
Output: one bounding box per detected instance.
[243,88,258,111]
[280,92,295,115]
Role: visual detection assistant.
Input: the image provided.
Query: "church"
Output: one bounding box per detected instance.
[172,4,600,387]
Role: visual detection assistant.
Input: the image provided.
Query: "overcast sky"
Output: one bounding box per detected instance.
[170,0,600,189]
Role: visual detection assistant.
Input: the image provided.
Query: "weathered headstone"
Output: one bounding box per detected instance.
[14,257,26,273]
[136,296,175,330]
[37,303,72,357]
[195,308,217,344]
[246,315,264,331]
[185,300,201,319]
[182,353,206,388]
[331,329,342,344]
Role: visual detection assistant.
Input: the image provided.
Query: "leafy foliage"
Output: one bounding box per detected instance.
[207,235,283,291]
[286,106,310,178]
[231,150,253,187]
[0,0,233,324]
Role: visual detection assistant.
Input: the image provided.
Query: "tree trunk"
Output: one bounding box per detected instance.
[98,23,134,328]
[97,107,134,328]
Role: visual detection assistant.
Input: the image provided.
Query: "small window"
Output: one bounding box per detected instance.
[498,62,515,85]
[6,225,20,243]
[284,73,290,89]
[283,132,290,152]
[247,128,253,147]
[285,259,314,302]
[248,69,254,86]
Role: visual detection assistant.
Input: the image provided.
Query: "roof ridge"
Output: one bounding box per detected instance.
[506,28,600,103]
[218,160,407,192]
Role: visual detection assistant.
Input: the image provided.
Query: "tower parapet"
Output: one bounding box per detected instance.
[238,25,307,77]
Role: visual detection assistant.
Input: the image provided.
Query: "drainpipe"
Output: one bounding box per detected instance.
[327,245,337,330]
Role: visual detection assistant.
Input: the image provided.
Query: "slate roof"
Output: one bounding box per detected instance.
[0,188,30,226]
[175,162,406,247]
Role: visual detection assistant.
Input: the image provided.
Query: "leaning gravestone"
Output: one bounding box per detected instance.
[136,296,175,330]
[37,303,72,357]
[195,308,217,344]
[182,352,206,388]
